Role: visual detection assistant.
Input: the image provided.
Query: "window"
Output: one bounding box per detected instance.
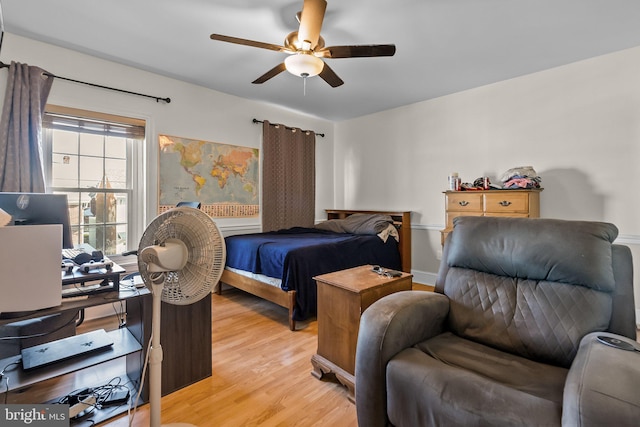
[42,106,145,256]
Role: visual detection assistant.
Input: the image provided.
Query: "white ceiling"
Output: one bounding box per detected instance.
[2,0,640,121]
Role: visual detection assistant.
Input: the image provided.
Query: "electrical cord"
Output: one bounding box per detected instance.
[2,376,8,404]
[129,332,153,427]
[119,273,143,292]
[58,377,133,421]
[93,377,132,408]
[0,312,79,341]
[118,282,139,292]
[57,386,96,405]
[1,360,21,404]
[111,300,127,328]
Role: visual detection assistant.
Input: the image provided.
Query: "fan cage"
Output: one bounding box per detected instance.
[138,207,226,305]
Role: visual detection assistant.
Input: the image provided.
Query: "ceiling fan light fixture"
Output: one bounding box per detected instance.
[210,0,395,88]
[285,53,324,78]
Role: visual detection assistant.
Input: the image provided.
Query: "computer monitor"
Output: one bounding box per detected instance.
[0,224,63,317]
[0,192,73,249]
[176,201,201,209]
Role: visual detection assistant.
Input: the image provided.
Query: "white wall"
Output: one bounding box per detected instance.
[0,33,335,237]
[335,45,640,313]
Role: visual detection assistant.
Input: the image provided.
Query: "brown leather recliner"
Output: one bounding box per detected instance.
[355,216,638,426]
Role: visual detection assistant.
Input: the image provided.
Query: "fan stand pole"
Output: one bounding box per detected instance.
[149,281,197,427]
[150,282,164,427]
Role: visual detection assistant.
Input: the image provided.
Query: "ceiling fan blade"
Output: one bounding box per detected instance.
[318,63,344,88]
[252,63,287,84]
[210,34,288,53]
[318,44,396,58]
[298,0,327,49]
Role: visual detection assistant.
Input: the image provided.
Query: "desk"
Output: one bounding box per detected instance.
[1,264,211,424]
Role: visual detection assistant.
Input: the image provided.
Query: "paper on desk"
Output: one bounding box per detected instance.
[0,208,10,227]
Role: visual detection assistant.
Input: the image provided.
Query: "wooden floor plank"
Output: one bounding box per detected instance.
[97,288,357,426]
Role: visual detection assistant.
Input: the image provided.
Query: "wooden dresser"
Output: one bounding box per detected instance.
[441,189,542,244]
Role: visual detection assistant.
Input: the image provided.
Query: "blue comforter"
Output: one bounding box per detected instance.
[225,227,401,320]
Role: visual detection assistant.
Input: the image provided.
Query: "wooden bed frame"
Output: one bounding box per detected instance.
[216,209,412,330]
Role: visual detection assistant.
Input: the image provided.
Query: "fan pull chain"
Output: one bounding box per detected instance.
[302,73,309,96]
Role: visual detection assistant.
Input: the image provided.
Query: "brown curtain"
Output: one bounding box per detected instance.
[262,120,315,231]
[0,61,54,192]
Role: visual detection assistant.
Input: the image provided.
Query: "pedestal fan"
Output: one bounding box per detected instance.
[137,207,226,427]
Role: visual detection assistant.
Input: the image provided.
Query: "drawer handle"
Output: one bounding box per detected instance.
[499,201,512,207]
[458,201,469,206]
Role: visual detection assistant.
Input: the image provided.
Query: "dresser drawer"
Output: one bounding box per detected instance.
[446,193,483,212]
[446,211,483,229]
[484,212,529,219]
[484,192,529,213]
[442,189,542,246]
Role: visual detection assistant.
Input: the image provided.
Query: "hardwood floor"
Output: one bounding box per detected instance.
[97,288,358,427]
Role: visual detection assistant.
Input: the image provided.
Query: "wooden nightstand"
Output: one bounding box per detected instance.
[311,265,413,402]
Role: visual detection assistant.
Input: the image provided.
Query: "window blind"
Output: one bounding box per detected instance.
[43,112,145,140]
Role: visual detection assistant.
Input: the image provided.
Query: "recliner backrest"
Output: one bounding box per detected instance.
[437,216,625,368]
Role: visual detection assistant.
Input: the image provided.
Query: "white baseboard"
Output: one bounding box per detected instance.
[219,224,261,236]
[411,269,438,287]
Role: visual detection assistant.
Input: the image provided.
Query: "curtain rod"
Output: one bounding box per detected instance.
[252,118,324,137]
[0,61,171,103]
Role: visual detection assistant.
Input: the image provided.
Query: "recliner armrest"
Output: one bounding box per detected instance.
[562,331,640,426]
[355,290,449,427]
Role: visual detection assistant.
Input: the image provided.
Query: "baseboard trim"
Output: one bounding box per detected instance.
[616,234,640,246]
[411,269,438,287]
[219,224,261,235]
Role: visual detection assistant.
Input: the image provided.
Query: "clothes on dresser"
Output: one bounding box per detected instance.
[503,175,542,189]
[500,166,541,189]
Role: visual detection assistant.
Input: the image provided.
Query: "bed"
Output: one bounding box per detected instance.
[216,210,411,330]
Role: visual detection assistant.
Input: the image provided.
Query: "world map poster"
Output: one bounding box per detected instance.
[158,135,259,217]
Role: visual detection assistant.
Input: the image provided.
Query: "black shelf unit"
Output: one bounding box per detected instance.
[0,288,152,425]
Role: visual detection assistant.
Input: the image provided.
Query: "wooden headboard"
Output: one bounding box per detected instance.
[324,209,412,273]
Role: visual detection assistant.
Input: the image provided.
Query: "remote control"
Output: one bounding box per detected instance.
[385,269,402,277]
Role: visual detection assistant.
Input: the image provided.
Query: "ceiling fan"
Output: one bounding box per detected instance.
[210,0,396,88]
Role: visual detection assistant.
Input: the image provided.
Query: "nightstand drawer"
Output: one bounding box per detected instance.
[484,192,529,213]
[446,193,483,212]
